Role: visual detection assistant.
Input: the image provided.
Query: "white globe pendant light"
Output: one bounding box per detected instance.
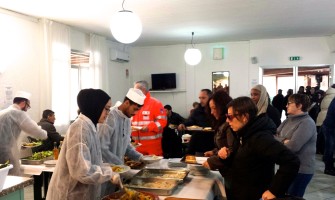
[110,2,142,44]
[184,32,202,65]
[184,48,202,66]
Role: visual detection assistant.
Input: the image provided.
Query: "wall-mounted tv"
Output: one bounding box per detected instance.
[151,73,176,90]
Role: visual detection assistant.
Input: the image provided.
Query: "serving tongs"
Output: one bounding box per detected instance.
[118,178,126,194]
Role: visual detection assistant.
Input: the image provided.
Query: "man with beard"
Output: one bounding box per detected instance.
[0,91,47,175]
[178,89,213,155]
[99,88,146,165]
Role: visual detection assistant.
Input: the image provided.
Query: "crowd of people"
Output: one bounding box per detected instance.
[1,82,334,200]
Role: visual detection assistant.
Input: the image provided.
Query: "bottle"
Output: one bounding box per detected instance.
[53,142,59,160]
[58,141,63,153]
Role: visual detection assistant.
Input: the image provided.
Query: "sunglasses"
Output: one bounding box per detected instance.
[226,114,237,121]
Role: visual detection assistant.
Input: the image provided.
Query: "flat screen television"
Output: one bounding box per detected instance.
[151,73,176,90]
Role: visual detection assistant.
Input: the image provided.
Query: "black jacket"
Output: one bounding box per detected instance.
[183,105,210,127]
[225,114,299,200]
[267,104,281,127]
[272,94,284,113]
[33,119,64,152]
[167,111,185,126]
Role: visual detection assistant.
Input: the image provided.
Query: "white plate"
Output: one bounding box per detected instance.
[111,165,131,174]
[142,155,163,164]
[44,160,57,167]
[186,126,203,131]
[195,157,207,165]
[131,126,143,131]
[21,142,42,148]
[131,142,142,148]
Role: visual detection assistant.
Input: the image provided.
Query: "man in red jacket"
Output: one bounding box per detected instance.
[131,80,167,156]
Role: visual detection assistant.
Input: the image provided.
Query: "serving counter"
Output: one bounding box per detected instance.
[0,176,33,200]
[21,158,226,200]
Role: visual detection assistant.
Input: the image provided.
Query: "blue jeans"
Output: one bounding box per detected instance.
[322,125,335,169]
[287,173,313,197]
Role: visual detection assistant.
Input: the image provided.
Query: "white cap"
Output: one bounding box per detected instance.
[14,91,31,101]
[126,88,146,105]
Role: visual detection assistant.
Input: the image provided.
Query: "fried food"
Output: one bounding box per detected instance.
[103,188,154,200]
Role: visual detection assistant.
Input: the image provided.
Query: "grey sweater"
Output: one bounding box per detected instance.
[276,112,317,174]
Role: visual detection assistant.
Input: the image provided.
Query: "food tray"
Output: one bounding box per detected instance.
[125,177,179,196]
[21,156,53,165]
[101,189,159,200]
[134,168,189,184]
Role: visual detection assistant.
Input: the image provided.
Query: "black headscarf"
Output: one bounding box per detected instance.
[77,88,110,126]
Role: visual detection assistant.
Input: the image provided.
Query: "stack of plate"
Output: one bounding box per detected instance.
[168,158,187,168]
[188,164,209,176]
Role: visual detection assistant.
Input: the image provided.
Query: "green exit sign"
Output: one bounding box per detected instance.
[289,56,301,61]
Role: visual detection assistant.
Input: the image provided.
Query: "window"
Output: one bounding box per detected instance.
[70,49,90,120]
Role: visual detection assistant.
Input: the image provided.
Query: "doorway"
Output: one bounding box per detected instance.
[263,65,330,99]
[262,65,330,121]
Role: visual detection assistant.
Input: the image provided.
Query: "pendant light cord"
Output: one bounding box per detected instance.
[122,0,125,11]
[191,32,195,48]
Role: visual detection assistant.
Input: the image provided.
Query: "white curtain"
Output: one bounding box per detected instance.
[41,19,71,133]
[89,33,108,91]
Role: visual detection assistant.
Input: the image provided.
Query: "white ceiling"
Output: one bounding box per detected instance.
[1,0,335,46]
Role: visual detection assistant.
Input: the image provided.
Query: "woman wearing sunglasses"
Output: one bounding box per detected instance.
[217,96,300,200]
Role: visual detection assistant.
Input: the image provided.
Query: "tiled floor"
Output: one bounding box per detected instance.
[23,154,334,200]
[303,154,335,200]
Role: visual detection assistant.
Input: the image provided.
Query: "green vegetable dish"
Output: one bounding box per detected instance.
[0,160,10,169]
[29,151,53,160]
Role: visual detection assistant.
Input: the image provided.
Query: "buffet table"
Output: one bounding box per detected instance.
[20,164,54,200]
[21,158,226,200]
[0,176,34,200]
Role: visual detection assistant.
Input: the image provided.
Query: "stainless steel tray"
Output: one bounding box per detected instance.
[125,177,179,196]
[134,168,189,184]
[21,156,53,165]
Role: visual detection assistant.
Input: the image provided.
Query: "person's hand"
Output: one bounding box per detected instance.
[110,173,121,185]
[261,190,276,200]
[218,147,229,159]
[283,139,290,144]
[177,124,186,131]
[204,151,214,157]
[141,126,148,132]
[202,161,210,169]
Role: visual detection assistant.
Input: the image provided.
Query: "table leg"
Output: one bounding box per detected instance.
[43,172,52,198]
[33,175,43,200]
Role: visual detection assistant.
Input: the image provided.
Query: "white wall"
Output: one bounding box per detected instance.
[128,41,251,117]
[250,37,332,67]
[0,9,42,121]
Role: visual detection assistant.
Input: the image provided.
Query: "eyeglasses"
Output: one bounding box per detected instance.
[287,102,295,105]
[226,114,237,121]
[25,101,31,109]
[104,107,111,113]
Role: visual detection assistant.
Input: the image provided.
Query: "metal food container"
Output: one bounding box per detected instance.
[125,177,179,196]
[134,168,189,184]
[21,156,53,165]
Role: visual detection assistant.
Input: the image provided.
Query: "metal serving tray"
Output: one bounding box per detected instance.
[21,156,53,165]
[125,177,179,196]
[134,168,189,184]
